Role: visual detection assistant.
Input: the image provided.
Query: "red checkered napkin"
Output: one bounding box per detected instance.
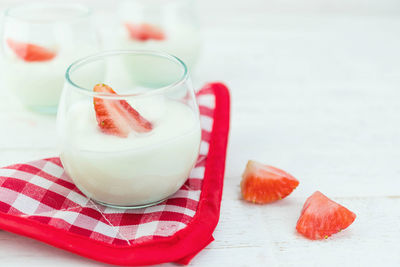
[0,83,230,266]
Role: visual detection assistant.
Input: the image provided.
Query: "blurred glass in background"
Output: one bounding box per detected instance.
[0,2,100,114]
[114,0,202,69]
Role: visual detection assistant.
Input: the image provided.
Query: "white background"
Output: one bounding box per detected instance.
[0,0,400,266]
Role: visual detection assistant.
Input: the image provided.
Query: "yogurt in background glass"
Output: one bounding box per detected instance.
[0,3,100,114]
[115,0,202,69]
[57,50,201,208]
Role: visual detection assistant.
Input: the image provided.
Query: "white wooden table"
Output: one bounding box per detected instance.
[1,0,400,266]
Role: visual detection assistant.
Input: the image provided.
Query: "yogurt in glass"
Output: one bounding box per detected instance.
[57,50,201,208]
[115,0,202,69]
[0,3,100,113]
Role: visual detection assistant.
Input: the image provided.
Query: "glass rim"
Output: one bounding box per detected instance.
[4,2,92,23]
[65,50,189,99]
[121,0,192,7]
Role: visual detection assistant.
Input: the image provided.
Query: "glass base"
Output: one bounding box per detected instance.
[91,197,168,209]
[27,105,58,115]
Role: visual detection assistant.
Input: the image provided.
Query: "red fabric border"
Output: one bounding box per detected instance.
[0,82,230,266]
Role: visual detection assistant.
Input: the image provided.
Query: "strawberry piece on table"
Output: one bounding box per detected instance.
[296,191,356,240]
[7,38,56,62]
[241,160,299,204]
[93,84,153,137]
[125,23,165,41]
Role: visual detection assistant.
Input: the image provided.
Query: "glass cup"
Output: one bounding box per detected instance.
[0,3,100,114]
[57,50,201,208]
[115,0,201,69]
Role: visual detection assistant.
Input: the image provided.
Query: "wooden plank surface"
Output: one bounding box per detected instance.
[0,0,400,266]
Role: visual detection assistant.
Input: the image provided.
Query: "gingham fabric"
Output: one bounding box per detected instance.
[0,89,216,247]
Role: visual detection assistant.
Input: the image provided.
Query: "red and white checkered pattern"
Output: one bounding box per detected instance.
[0,91,216,247]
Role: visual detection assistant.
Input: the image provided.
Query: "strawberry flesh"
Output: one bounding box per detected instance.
[296,191,356,240]
[93,84,153,137]
[125,23,165,41]
[241,160,299,204]
[7,38,56,62]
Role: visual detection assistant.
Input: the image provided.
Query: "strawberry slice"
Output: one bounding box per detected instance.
[125,23,165,41]
[93,84,153,137]
[7,38,56,62]
[296,191,356,240]
[241,160,299,204]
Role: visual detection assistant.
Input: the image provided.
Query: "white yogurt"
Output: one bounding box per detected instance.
[59,98,201,207]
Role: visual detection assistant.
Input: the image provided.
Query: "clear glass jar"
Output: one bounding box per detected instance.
[115,0,201,69]
[0,3,100,114]
[57,50,201,209]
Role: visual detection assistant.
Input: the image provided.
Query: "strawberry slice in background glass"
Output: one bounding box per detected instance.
[6,38,56,62]
[125,23,165,42]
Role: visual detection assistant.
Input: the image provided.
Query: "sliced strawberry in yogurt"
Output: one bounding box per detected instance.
[7,38,56,62]
[125,23,165,41]
[93,83,153,138]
